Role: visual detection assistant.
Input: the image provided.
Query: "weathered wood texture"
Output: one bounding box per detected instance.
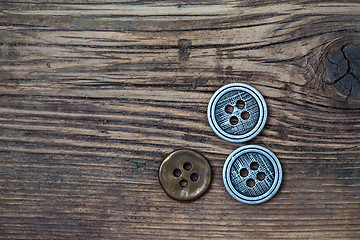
[1,1,360,239]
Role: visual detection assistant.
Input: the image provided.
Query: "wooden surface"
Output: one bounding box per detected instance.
[1,1,360,239]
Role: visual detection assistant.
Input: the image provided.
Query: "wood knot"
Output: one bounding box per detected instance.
[326,44,360,100]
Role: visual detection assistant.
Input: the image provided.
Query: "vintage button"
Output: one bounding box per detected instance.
[207,83,267,142]
[223,145,282,204]
[159,149,211,201]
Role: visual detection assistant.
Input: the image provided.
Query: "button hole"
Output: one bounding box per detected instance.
[190,173,198,182]
[173,168,181,177]
[241,111,250,120]
[257,172,265,181]
[240,168,248,177]
[225,105,234,113]
[229,116,239,125]
[179,179,188,187]
[236,100,245,109]
[246,179,255,187]
[183,162,192,171]
[250,162,259,170]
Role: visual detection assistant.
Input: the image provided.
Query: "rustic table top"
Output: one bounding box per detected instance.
[1,1,360,239]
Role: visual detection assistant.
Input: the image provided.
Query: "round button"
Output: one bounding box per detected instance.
[159,149,211,201]
[207,83,267,142]
[223,145,282,204]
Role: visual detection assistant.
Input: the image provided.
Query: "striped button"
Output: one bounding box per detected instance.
[207,83,267,142]
[223,145,282,204]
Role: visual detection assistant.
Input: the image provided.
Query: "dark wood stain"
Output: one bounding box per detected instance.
[0,1,360,239]
[178,39,192,62]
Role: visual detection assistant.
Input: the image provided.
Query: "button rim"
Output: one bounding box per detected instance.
[222,145,282,204]
[207,83,267,143]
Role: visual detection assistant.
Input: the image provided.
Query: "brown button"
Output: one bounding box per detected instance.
[159,149,211,201]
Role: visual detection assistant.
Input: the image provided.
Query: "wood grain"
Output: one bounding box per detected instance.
[1,0,360,239]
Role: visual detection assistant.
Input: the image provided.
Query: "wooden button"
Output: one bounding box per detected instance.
[159,149,211,201]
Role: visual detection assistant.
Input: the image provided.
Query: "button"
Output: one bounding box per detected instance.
[159,149,211,201]
[223,145,282,204]
[207,83,267,142]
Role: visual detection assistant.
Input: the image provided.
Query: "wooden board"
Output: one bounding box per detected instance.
[1,1,360,239]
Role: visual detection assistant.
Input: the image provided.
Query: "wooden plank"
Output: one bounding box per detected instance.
[0,0,359,239]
